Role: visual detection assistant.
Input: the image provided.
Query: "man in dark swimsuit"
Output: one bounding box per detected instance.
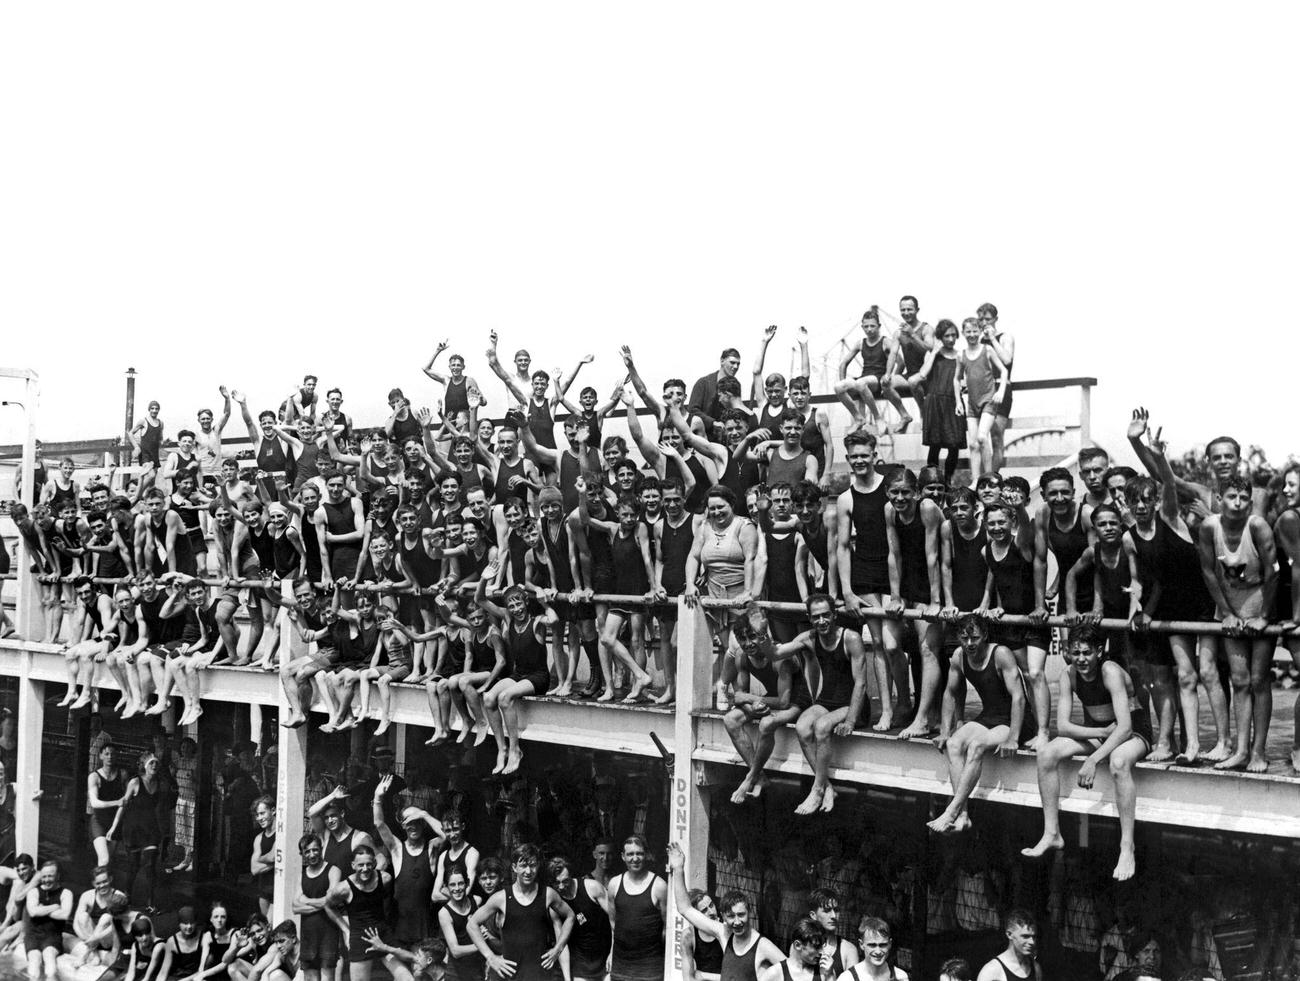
[783,595,868,816]
[608,836,666,981]
[927,615,1035,835]
[667,842,784,981]
[469,843,574,981]
[977,909,1041,981]
[549,855,612,981]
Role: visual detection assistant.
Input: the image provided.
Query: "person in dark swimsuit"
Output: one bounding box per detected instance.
[263,920,305,981]
[108,751,166,912]
[320,591,383,732]
[160,906,204,981]
[293,834,343,981]
[608,836,666,981]
[835,916,909,981]
[199,901,238,981]
[250,796,277,916]
[760,917,825,981]
[984,501,1051,752]
[785,594,869,816]
[1021,624,1151,883]
[807,888,860,980]
[437,865,485,981]
[473,579,560,777]
[927,615,1036,836]
[669,842,784,981]
[25,860,73,981]
[332,845,392,981]
[977,909,1041,981]
[133,402,165,468]
[71,866,127,969]
[470,843,574,981]
[548,856,611,981]
[719,605,812,804]
[684,890,724,981]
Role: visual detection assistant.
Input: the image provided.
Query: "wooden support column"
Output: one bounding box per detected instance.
[1079,382,1093,445]
[271,607,304,926]
[14,649,44,857]
[665,599,713,981]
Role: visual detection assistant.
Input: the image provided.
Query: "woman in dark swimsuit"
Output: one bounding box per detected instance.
[197,901,236,981]
[107,752,166,912]
[472,576,560,777]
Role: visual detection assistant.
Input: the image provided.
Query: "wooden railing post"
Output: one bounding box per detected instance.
[1079,382,1093,445]
[14,649,43,857]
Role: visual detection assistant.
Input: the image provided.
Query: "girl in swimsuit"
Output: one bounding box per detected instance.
[953,317,1008,477]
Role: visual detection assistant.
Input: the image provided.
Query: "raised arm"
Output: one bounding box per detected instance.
[751,325,777,403]
[620,346,666,418]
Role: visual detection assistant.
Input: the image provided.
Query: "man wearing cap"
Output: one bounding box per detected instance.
[349,746,406,837]
[308,786,377,875]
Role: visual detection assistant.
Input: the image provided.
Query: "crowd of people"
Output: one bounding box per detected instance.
[3,296,1291,979]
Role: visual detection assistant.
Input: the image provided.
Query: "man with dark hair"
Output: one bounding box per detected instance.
[608,836,667,981]
[762,918,825,981]
[977,303,1016,473]
[470,844,574,981]
[688,347,745,430]
[549,855,612,981]
[667,842,784,981]
[977,909,1040,981]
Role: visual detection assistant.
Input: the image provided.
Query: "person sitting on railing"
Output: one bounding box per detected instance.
[141,573,217,725]
[785,594,869,816]
[927,614,1036,835]
[425,593,504,746]
[56,575,116,710]
[1196,474,1277,773]
[718,603,811,804]
[355,602,416,737]
[107,585,152,718]
[47,496,88,635]
[473,573,560,775]
[1021,624,1151,881]
[833,307,907,434]
[319,588,384,733]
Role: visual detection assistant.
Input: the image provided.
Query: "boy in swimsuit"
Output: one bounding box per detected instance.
[927,615,1034,835]
[784,595,869,815]
[1021,626,1151,882]
[759,918,825,981]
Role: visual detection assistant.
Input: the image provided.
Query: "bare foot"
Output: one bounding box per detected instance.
[1147,743,1174,763]
[1247,753,1268,773]
[336,716,356,731]
[624,673,652,703]
[407,674,424,686]
[121,703,140,720]
[872,712,894,733]
[1213,751,1248,771]
[820,784,836,813]
[227,657,251,668]
[794,787,825,816]
[144,700,168,716]
[57,690,77,708]
[374,719,391,737]
[1176,742,1202,765]
[69,694,91,711]
[926,813,956,834]
[749,778,764,798]
[319,720,338,733]
[1020,832,1065,859]
[502,749,523,775]
[653,687,675,706]
[896,415,913,434]
[473,726,489,747]
[425,730,445,746]
[951,813,972,833]
[113,696,128,713]
[730,779,754,805]
[1202,742,1232,763]
[1113,848,1136,882]
[898,720,931,740]
[1028,734,1049,754]
[187,706,204,725]
[596,687,616,703]
[552,683,572,698]
[491,752,507,775]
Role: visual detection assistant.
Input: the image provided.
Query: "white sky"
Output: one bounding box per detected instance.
[2,3,1297,464]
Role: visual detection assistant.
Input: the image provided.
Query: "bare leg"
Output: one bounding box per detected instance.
[1247,638,1272,773]
[899,618,941,738]
[928,724,1007,832]
[654,617,677,704]
[484,685,508,772]
[1021,737,1087,857]
[1197,635,1232,761]
[1110,738,1147,879]
[1215,638,1253,770]
[1145,663,1176,761]
[1169,636,1203,761]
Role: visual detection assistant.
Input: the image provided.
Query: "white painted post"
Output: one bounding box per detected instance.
[14,649,43,857]
[1079,383,1092,445]
[665,599,713,981]
[15,372,43,639]
[271,594,304,926]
